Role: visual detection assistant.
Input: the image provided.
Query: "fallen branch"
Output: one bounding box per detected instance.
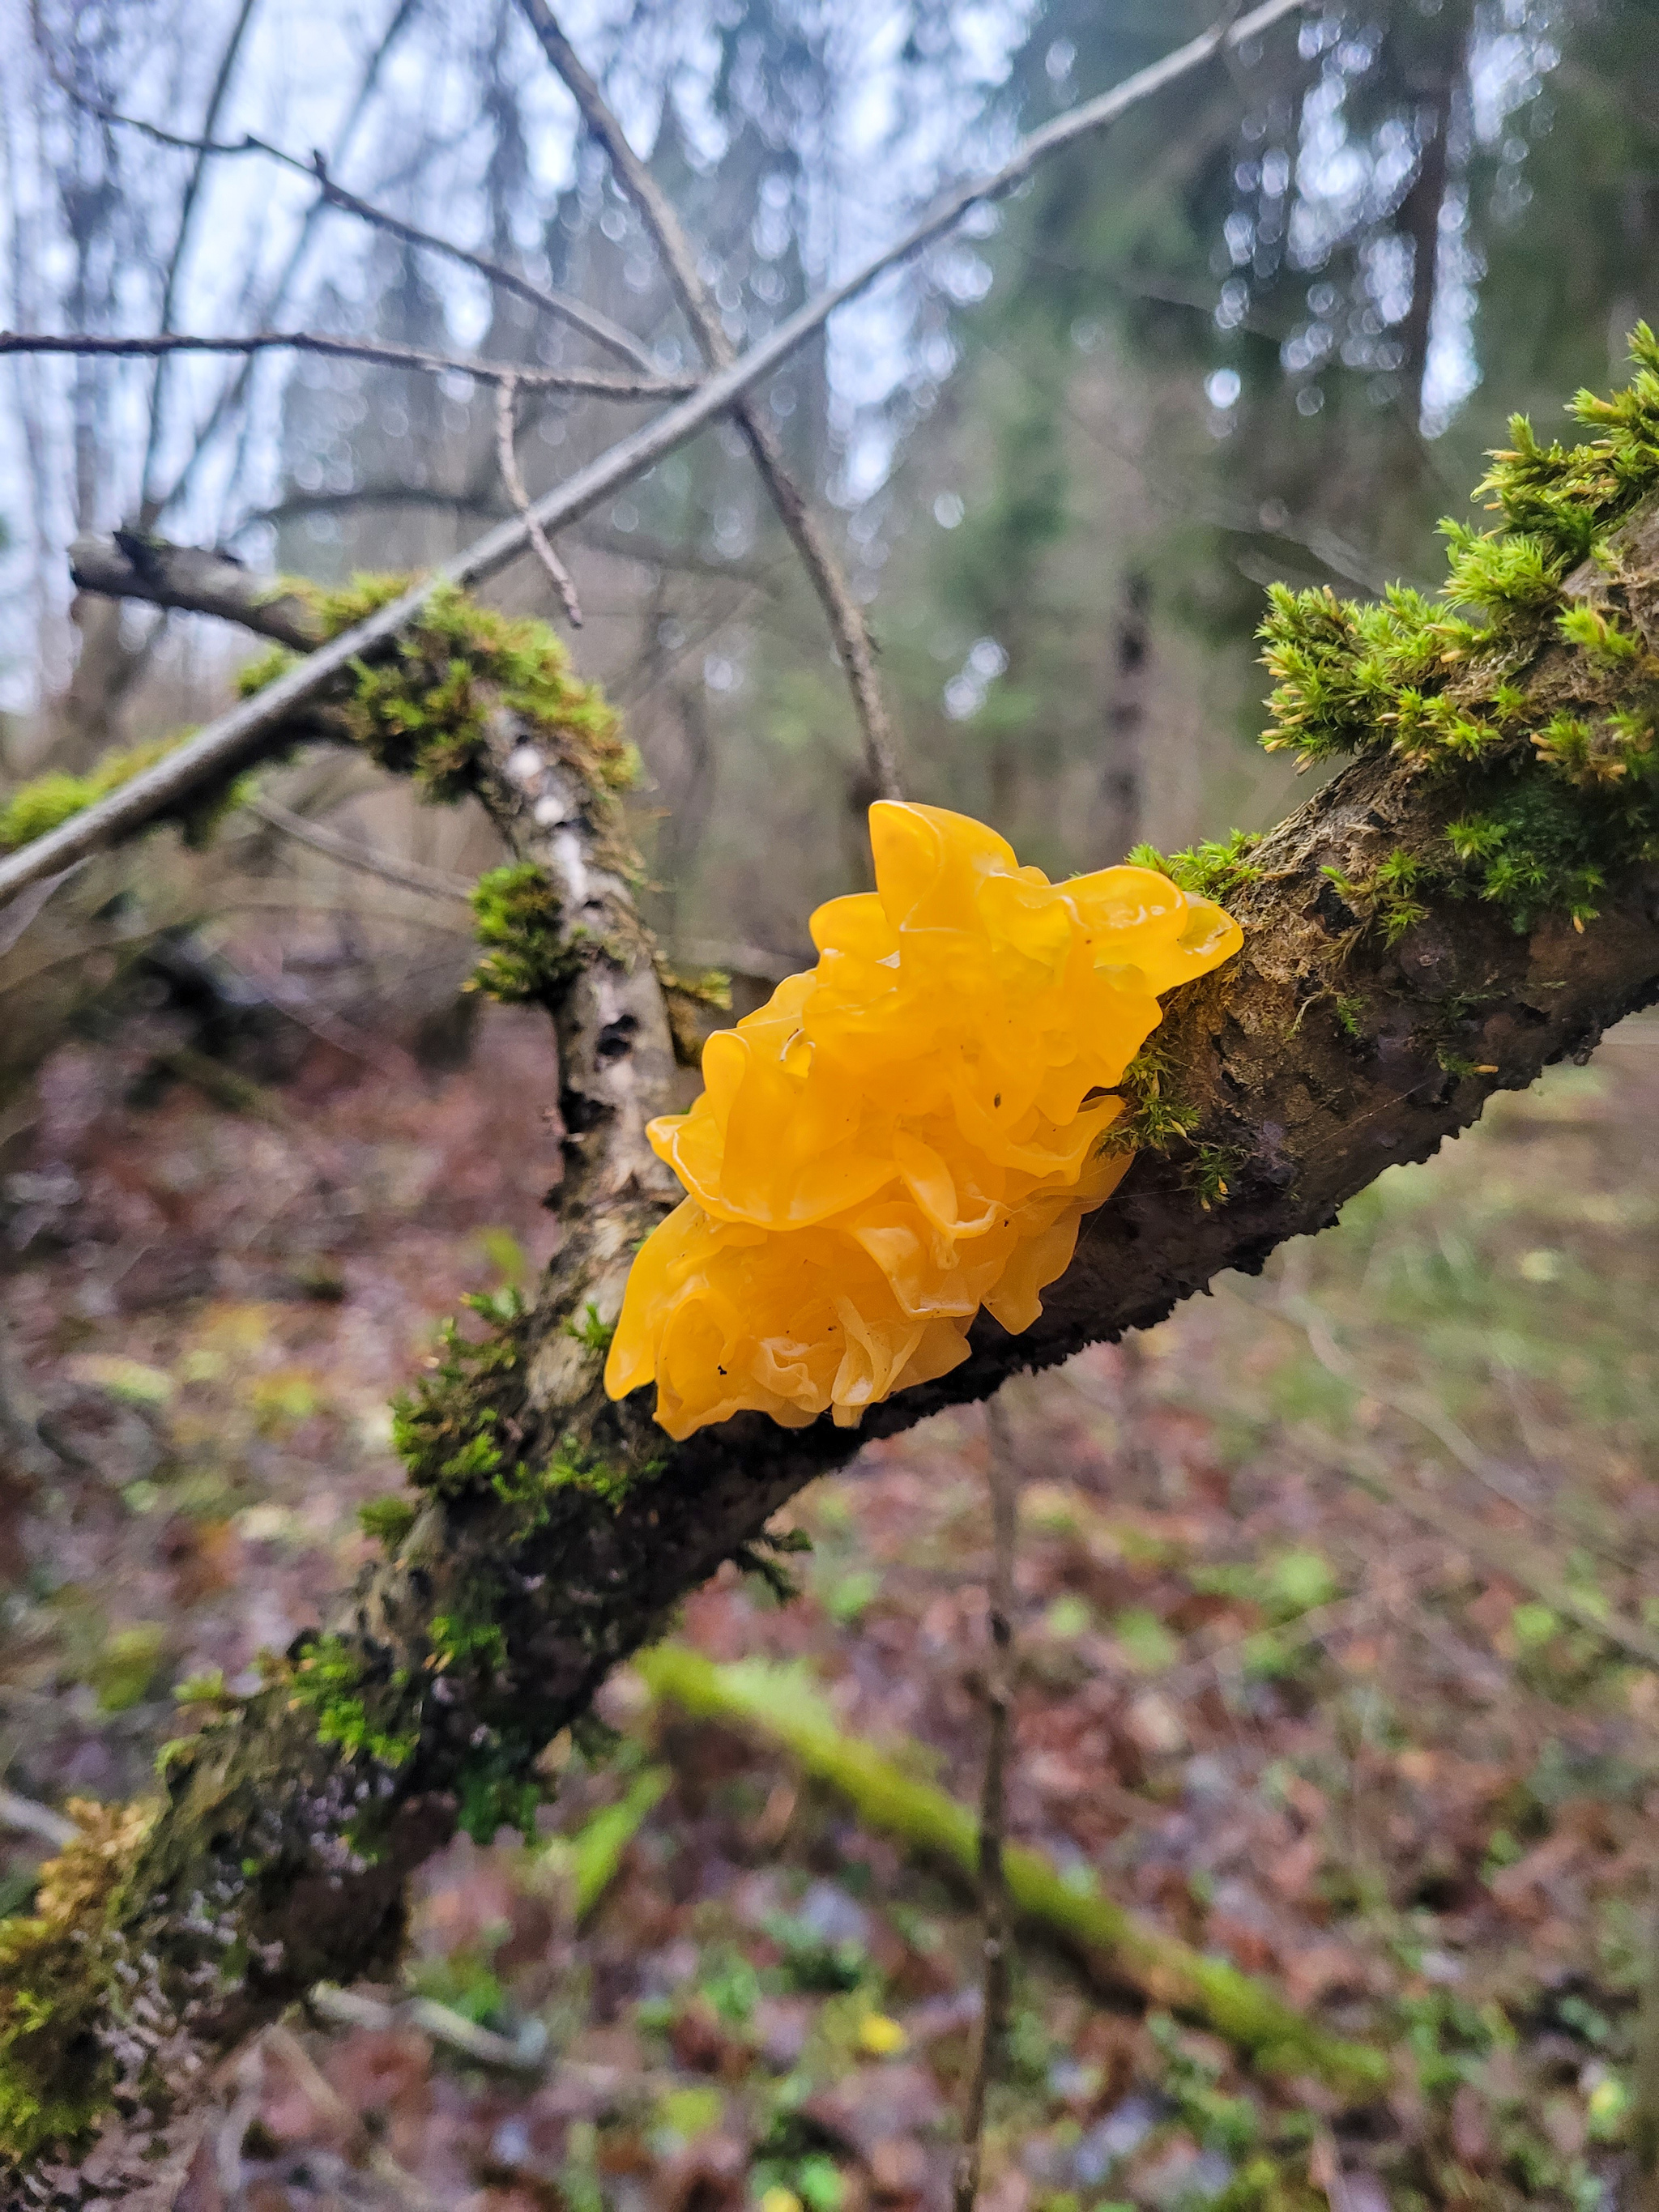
[307,1983,548,2072]
[635,1643,1388,2095]
[557,1765,672,1922]
[0,0,1306,908]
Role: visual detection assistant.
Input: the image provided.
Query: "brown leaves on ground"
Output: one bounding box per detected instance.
[5,1007,1659,2207]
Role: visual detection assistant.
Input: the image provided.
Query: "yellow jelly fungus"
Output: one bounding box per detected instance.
[857,2011,910,2057]
[605,803,1243,1440]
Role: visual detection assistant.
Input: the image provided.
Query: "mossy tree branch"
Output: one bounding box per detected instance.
[13,352,1659,2190]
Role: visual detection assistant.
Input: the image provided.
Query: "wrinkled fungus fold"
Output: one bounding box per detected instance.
[605,803,1243,1439]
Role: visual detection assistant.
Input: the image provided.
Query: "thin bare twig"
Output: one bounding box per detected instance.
[954,1391,1019,2212]
[0,327,691,401]
[1277,1289,1643,1575]
[43,60,661,379]
[138,0,262,521]
[0,0,1307,910]
[241,793,474,901]
[516,0,904,803]
[309,1981,548,2069]
[1633,1899,1659,2212]
[0,1787,79,1851]
[496,375,584,624]
[309,156,659,374]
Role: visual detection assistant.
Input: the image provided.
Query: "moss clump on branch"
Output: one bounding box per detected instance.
[357,1494,419,1549]
[1105,1042,1239,1210]
[0,739,177,852]
[0,734,255,857]
[492,1433,667,1528]
[1128,829,1264,906]
[239,576,636,854]
[0,1800,152,2163]
[332,582,633,803]
[285,1630,418,1769]
[469,860,580,1005]
[390,1285,527,1501]
[1259,326,1659,936]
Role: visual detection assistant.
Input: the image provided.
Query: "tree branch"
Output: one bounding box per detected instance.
[0,327,692,401]
[137,0,262,523]
[496,374,585,624]
[953,1393,1019,2212]
[12,462,1659,2185]
[239,794,474,903]
[0,0,1307,910]
[309,156,661,376]
[516,0,905,803]
[35,72,661,377]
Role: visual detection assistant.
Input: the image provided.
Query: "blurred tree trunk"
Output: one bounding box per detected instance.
[1395,0,1472,426]
[1099,567,1149,863]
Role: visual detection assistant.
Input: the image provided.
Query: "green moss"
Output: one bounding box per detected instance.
[338,582,632,803]
[1106,1042,1201,1157]
[173,1668,229,1707]
[470,861,579,1005]
[92,1622,166,1714]
[235,643,297,698]
[1191,1142,1240,1211]
[357,1494,418,1549]
[563,1300,616,1357]
[1258,326,1659,936]
[292,570,413,633]
[392,1287,527,1499]
[0,737,175,851]
[287,1631,417,1769]
[0,1924,110,2162]
[454,1741,544,1846]
[1100,1046,1235,1209]
[491,1433,666,1532]
[430,1609,508,1676]
[0,1800,152,2164]
[1128,829,1263,905]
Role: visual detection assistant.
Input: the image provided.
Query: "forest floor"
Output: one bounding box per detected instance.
[4,991,1659,2212]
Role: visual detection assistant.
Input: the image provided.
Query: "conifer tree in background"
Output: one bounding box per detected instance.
[872,0,1659,874]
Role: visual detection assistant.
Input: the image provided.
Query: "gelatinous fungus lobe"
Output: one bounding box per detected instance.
[606,803,1242,1439]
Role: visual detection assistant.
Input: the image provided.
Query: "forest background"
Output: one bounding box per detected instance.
[4,1,1659,2207]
